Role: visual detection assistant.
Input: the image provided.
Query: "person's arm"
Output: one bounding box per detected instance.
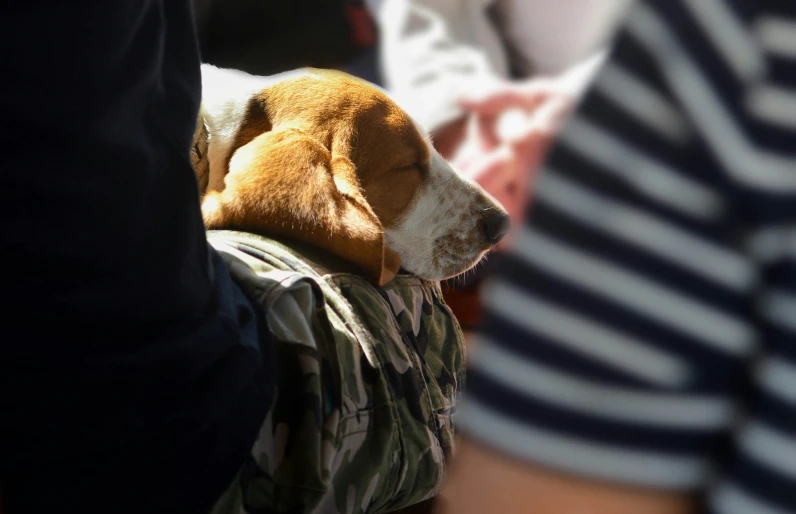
[442,438,697,514]
[444,1,795,512]
[0,3,274,513]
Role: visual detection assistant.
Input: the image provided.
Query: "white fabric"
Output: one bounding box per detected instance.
[368,0,634,130]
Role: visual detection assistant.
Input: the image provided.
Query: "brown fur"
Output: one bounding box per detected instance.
[199,70,430,285]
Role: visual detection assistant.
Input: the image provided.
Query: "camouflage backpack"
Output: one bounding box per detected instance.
[207,230,466,514]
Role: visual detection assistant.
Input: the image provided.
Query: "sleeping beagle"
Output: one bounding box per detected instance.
[195,65,509,285]
[192,65,509,514]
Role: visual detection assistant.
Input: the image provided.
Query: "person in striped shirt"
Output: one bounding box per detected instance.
[443,1,796,513]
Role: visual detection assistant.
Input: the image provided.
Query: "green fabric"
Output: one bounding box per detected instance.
[208,230,466,514]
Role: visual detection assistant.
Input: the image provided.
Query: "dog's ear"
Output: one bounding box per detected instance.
[202,128,402,286]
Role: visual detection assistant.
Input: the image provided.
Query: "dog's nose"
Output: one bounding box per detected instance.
[481,211,510,244]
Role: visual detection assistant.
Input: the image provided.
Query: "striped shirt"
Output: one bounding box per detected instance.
[458,1,796,512]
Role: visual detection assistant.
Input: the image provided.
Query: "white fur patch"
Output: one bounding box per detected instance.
[199,65,318,192]
[385,126,504,280]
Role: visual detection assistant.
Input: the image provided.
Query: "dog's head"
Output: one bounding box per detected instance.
[198,67,509,285]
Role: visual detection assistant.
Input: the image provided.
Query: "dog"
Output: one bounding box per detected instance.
[195,65,509,285]
[193,65,509,514]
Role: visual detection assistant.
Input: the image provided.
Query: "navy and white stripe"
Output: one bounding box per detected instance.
[458,1,796,512]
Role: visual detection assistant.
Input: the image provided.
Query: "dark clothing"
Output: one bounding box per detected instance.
[195,0,383,84]
[0,2,274,512]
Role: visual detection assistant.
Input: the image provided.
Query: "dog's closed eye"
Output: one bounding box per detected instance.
[396,162,428,174]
